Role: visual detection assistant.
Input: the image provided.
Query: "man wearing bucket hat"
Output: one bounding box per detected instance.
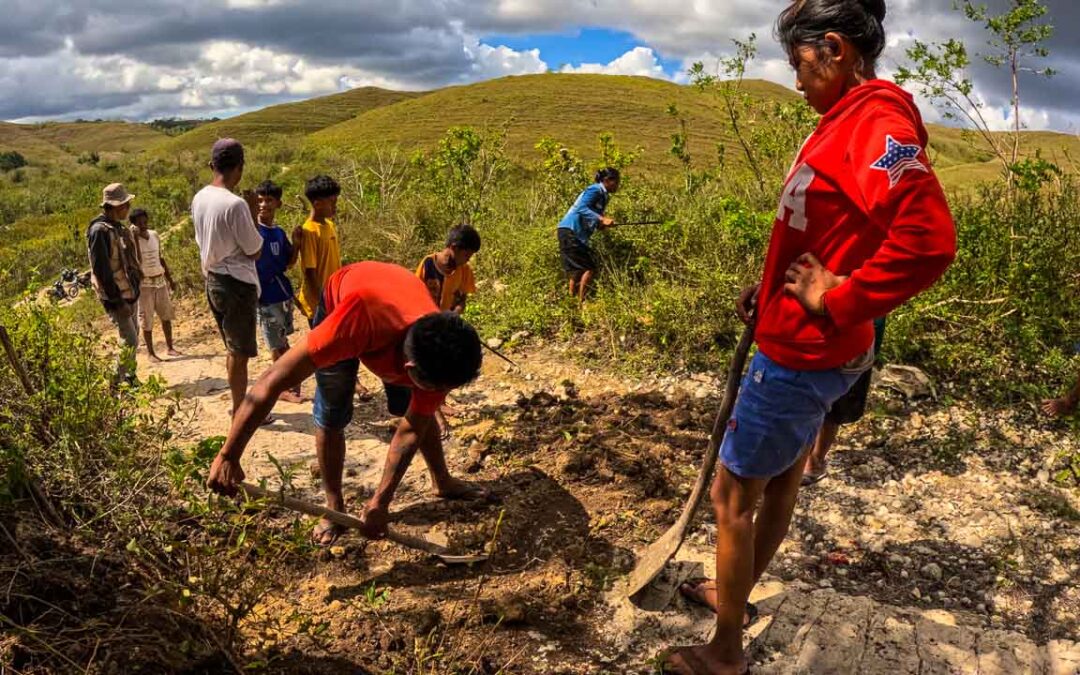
[87,182,143,384]
[192,139,266,420]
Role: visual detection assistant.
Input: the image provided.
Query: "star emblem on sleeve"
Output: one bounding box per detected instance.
[870,135,929,188]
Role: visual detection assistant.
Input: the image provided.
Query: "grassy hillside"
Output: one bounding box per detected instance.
[311,73,799,171]
[0,122,70,164]
[26,121,166,154]
[157,86,423,154]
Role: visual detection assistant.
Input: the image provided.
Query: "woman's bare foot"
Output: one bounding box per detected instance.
[148,353,162,363]
[1042,396,1078,418]
[661,645,748,675]
[433,477,495,502]
[167,348,183,357]
[678,579,758,628]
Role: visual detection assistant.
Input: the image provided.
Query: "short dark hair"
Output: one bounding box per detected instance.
[595,167,620,184]
[446,224,481,252]
[305,175,341,203]
[404,312,482,390]
[129,208,149,224]
[255,180,283,200]
[775,0,887,71]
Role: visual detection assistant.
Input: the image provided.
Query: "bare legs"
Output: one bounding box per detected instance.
[142,321,181,361]
[568,270,595,304]
[664,452,810,674]
[805,419,839,478]
[226,352,249,416]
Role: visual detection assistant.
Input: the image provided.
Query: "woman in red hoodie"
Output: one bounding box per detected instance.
[664,1,956,673]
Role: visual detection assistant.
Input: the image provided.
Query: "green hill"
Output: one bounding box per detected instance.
[311,73,800,172]
[0,121,166,165]
[157,87,423,154]
[308,74,1080,187]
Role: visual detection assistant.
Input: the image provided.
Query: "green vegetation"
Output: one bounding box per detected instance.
[0,304,317,671]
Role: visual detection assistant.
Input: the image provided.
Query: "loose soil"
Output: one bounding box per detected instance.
[77,300,1080,672]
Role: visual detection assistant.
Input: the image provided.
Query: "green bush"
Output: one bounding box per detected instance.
[0,151,27,172]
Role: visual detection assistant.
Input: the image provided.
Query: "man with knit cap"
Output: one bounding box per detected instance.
[88,182,143,385]
[192,138,265,419]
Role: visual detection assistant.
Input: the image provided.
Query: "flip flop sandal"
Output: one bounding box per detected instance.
[678,579,760,629]
[801,470,829,487]
[311,521,346,548]
[658,647,751,675]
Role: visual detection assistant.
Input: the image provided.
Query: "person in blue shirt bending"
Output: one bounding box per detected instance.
[254,180,305,404]
[557,167,620,303]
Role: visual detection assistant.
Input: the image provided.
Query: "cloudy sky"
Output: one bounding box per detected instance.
[1,0,1074,132]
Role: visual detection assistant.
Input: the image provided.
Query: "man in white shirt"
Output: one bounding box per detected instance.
[130,208,180,362]
[192,138,263,417]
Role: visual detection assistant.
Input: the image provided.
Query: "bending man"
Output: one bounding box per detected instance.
[206,262,486,545]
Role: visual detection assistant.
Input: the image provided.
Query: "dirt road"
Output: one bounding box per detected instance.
[126,300,1080,673]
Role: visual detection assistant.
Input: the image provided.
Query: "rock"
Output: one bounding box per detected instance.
[921,563,944,582]
[671,409,694,429]
[879,364,936,399]
[510,331,530,342]
[818,579,832,588]
[912,587,922,599]
[487,338,505,350]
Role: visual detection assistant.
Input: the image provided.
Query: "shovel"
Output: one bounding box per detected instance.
[623,320,755,597]
[240,482,488,565]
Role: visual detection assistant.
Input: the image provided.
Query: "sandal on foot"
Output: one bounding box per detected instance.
[801,470,828,486]
[311,521,346,548]
[678,578,760,629]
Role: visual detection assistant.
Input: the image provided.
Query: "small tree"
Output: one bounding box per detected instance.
[896,0,1055,179]
[0,150,27,172]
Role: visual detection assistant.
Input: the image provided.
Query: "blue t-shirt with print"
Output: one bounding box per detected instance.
[256,224,294,306]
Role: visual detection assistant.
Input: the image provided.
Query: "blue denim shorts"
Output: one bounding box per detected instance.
[310,298,414,430]
[719,351,863,480]
[257,300,295,352]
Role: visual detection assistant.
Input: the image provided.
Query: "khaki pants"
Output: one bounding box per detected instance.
[138,281,175,331]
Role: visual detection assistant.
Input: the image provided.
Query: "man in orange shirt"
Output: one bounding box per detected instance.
[206,262,486,545]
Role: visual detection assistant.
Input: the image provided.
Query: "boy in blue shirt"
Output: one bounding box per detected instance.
[557,168,620,303]
[254,180,304,403]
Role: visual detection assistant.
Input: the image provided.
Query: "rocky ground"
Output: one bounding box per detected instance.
[122,299,1080,673]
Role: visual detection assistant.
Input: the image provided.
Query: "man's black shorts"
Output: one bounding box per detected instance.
[558,228,597,274]
[206,272,258,358]
[826,318,887,425]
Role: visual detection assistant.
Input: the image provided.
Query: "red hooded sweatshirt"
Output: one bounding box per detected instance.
[755,80,957,371]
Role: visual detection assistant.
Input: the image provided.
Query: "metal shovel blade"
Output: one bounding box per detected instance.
[623,322,754,598]
[240,482,488,565]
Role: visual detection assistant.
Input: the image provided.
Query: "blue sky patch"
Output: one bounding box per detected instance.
[483,27,681,76]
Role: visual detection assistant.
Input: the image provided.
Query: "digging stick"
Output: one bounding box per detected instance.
[623,320,755,597]
[239,482,487,564]
[0,325,67,529]
[481,341,519,369]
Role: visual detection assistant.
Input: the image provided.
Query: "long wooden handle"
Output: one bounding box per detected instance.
[240,482,444,555]
[671,322,755,533]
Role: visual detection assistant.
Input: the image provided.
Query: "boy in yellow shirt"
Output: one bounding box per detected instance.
[416,224,480,313]
[296,175,342,324]
[416,224,481,437]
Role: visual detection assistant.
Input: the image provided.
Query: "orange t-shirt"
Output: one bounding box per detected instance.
[307,262,445,415]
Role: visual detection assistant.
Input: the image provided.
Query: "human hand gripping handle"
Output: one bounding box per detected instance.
[783,253,847,317]
[736,284,761,325]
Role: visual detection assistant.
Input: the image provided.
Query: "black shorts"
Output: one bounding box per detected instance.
[826,318,887,425]
[206,272,258,358]
[558,228,596,274]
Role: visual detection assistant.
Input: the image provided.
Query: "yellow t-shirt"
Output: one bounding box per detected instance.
[415,253,476,311]
[297,218,341,318]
